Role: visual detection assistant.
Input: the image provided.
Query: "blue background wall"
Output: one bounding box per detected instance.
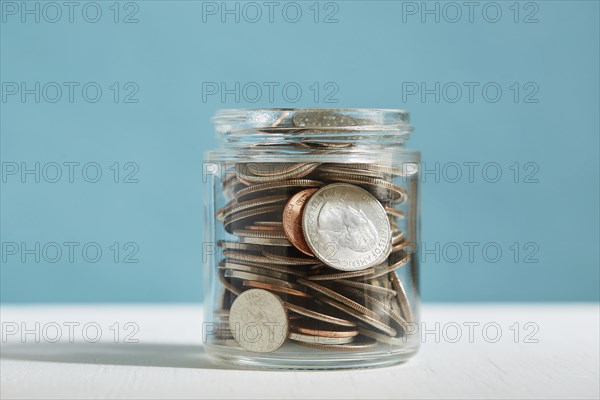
[1,0,598,302]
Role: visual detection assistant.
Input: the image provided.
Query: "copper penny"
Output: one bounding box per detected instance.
[282,188,318,256]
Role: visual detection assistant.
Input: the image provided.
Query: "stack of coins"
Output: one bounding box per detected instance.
[211,111,416,353]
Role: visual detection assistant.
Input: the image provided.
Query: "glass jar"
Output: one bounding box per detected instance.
[203,108,420,369]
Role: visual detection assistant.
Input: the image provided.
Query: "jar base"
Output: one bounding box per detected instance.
[205,343,419,370]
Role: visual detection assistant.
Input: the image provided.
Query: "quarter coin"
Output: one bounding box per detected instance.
[229,289,288,352]
[302,183,392,271]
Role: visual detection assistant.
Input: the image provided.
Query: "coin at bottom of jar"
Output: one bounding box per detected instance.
[289,332,354,345]
[316,295,397,337]
[283,302,358,328]
[228,289,288,353]
[341,286,408,331]
[358,327,406,345]
[290,323,359,338]
[294,337,378,352]
[298,278,381,320]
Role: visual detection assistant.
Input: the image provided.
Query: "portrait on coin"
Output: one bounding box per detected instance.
[317,199,379,253]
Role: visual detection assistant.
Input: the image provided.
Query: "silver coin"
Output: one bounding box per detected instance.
[261,249,319,265]
[358,327,405,345]
[319,173,406,204]
[216,241,262,253]
[391,271,414,323]
[292,110,357,128]
[342,286,408,331]
[217,195,288,222]
[334,279,397,297]
[245,162,302,176]
[306,268,375,281]
[294,337,378,352]
[316,295,397,337]
[218,262,293,281]
[220,259,306,277]
[224,269,304,291]
[364,250,409,279]
[218,269,242,296]
[318,165,387,180]
[237,163,318,184]
[235,179,323,202]
[288,332,354,345]
[223,204,284,234]
[239,236,292,247]
[302,183,392,271]
[229,289,288,353]
[223,249,297,266]
[283,302,358,327]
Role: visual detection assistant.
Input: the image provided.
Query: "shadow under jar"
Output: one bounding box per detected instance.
[203,108,421,369]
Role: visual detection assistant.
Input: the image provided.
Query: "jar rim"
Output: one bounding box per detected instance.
[212,108,412,134]
[215,107,410,113]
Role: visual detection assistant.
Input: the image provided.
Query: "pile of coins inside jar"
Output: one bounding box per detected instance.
[210,111,416,353]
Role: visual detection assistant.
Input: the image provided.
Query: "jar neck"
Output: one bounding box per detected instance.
[212,108,413,151]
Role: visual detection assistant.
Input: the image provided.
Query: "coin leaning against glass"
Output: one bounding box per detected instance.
[228,289,288,353]
[282,188,319,257]
[302,183,392,271]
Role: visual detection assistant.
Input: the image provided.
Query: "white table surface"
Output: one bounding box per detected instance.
[1,303,598,399]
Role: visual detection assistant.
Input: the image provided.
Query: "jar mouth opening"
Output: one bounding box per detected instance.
[212,108,412,134]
